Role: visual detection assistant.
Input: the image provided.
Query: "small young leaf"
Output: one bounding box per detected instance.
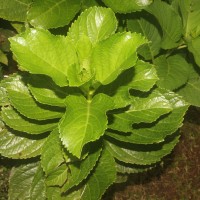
[0,0,32,22]
[41,129,65,175]
[92,32,147,85]
[27,0,81,29]
[68,6,117,45]
[146,0,183,49]
[9,162,46,200]
[105,133,179,165]
[0,121,47,159]
[155,55,190,90]
[3,74,64,120]
[102,0,153,13]
[1,106,57,134]
[59,94,114,158]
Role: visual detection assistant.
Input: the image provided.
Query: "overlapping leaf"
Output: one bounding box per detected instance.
[155,55,190,90]
[27,0,81,29]
[9,162,46,200]
[0,120,47,159]
[102,0,153,13]
[91,32,147,85]
[2,74,64,120]
[188,37,200,67]
[105,133,179,165]
[0,0,32,21]
[146,0,182,49]
[127,13,162,60]
[59,94,114,158]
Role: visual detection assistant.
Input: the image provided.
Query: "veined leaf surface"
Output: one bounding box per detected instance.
[27,0,81,29]
[59,94,114,158]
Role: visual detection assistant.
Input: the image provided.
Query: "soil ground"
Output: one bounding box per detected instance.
[0,107,200,200]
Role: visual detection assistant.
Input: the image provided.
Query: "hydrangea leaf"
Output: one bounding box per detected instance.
[146,0,183,49]
[107,90,188,144]
[9,29,86,87]
[27,0,81,29]
[41,129,65,175]
[0,0,32,22]
[188,37,200,67]
[0,120,47,159]
[91,32,147,85]
[105,133,179,165]
[155,55,190,90]
[109,88,173,132]
[9,162,46,200]
[68,6,117,45]
[3,74,64,120]
[28,74,69,107]
[1,106,57,134]
[0,50,8,65]
[45,163,68,187]
[127,13,162,60]
[62,141,102,192]
[102,0,153,13]
[59,94,114,158]
[177,65,200,106]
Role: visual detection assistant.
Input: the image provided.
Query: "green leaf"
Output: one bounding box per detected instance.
[28,74,68,107]
[68,6,117,45]
[9,29,85,87]
[9,162,46,200]
[92,32,147,85]
[146,0,182,49]
[109,88,173,132]
[3,74,64,120]
[155,55,190,90]
[107,89,188,144]
[62,141,102,192]
[1,106,57,134]
[59,94,114,158]
[41,129,65,175]
[105,133,179,165]
[0,121,47,159]
[27,0,81,29]
[0,50,8,65]
[46,163,68,187]
[127,12,162,60]
[0,0,32,22]
[80,148,116,200]
[102,0,153,13]
[188,37,200,67]
[177,65,200,106]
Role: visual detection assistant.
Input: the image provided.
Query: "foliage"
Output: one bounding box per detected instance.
[1,0,200,199]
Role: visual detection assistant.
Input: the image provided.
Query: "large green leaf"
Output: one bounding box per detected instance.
[107,89,188,144]
[177,65,200,106]
[109,88,173,132]
[102,0,153,13]
[0,0,31,21]
[9,29,86,87]
[41,129,65,175]
[3,74,64,120]
[146,0,182,49]
[127,12,162,60]
[105,133,179,165]
[91,32,147,85]
[188,37,200,67]
[155,55,190,90]
[1,106,57,134]
[68,6,117,45]
[9,162,46,200]
[62,141,102,192]
[28,74,68,107]
[59,94,114,158]
[0,120,47,159]
[27,0,81,29]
